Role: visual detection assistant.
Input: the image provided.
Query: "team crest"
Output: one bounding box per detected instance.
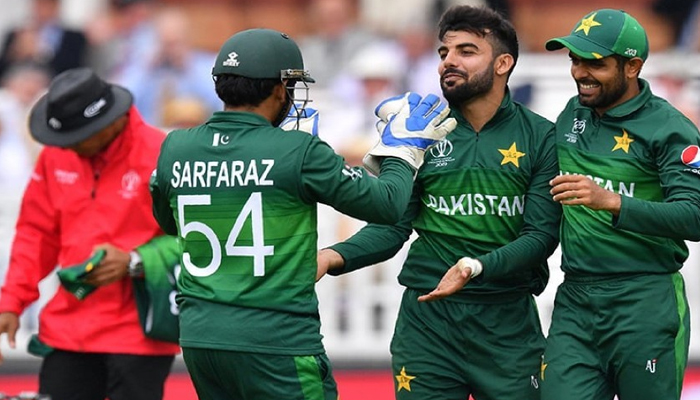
[575,13,602,36]
[395,367,416,392]
[612,129,634,153]
[498,142,525,167]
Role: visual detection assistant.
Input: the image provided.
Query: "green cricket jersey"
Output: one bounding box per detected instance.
[150,111,414,354]
[555,79,700,277]
[331,91,562,299]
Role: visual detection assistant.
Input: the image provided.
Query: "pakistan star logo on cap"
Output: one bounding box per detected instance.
[575,13,602,35]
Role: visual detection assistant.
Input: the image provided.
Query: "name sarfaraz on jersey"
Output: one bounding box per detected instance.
[170,159,275,188]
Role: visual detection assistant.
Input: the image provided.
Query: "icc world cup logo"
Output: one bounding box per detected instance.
[430,139,454,158]
[119,170,141,199]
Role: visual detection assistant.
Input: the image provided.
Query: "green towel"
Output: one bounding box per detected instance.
[56,250,106,300]
[27,333,54,358]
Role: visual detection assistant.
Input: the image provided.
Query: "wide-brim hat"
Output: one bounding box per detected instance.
[29,67,133,147]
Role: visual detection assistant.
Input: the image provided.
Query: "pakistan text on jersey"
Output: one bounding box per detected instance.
[559,171,635,197]
[426,193,525,216]
[170,160,275,188]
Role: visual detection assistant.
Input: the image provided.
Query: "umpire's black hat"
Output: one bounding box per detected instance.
[29,67,133,147]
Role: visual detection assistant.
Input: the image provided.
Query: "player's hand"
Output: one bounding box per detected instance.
[363,92,456,175]
[418,257,482,302]
[280,103,319,136]
[0,312,19,365]
[316,248,345,281]
[83,244,130,286]
[550,174,621,215]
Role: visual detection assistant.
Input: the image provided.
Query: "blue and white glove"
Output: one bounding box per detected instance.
[363,92,456,175]
[280,103,319,136]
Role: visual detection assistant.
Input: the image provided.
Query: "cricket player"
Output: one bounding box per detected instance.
[543,8,700,400]
[149,28,455,400]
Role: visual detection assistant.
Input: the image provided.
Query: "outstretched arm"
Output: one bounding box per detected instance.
[417,258,482,302]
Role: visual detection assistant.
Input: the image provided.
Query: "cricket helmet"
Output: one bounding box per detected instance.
[212,28,315,82]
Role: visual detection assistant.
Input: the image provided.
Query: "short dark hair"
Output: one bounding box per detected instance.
[437,5,519,75]
[214,75,280,108]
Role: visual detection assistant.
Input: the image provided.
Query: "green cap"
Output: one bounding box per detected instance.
[212,28,315,82]
[57,250,105,300]
[545,9,648,61]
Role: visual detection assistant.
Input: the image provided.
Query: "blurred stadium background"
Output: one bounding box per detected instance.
[2,0,700,398]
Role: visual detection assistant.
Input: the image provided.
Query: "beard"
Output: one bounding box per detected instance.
[441,61,495,106]
[577,71,628,110]
[272,90,293,127]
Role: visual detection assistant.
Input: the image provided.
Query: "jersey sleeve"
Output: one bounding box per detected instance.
[327,189,420,275]
[150,136,178,236]
[614,119,700,240]
[0,152,61,314]
[299,139,415,225]
[477,126,562,283]
[136,234,181,274]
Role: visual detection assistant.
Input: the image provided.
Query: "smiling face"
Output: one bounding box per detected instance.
[438,30,496,106]
[569,53,641,115]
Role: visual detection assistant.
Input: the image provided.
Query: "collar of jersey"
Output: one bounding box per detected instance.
[207,110,271,127]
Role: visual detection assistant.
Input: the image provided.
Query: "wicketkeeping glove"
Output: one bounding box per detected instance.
[280,103,319,136]
[363,92,456,175]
